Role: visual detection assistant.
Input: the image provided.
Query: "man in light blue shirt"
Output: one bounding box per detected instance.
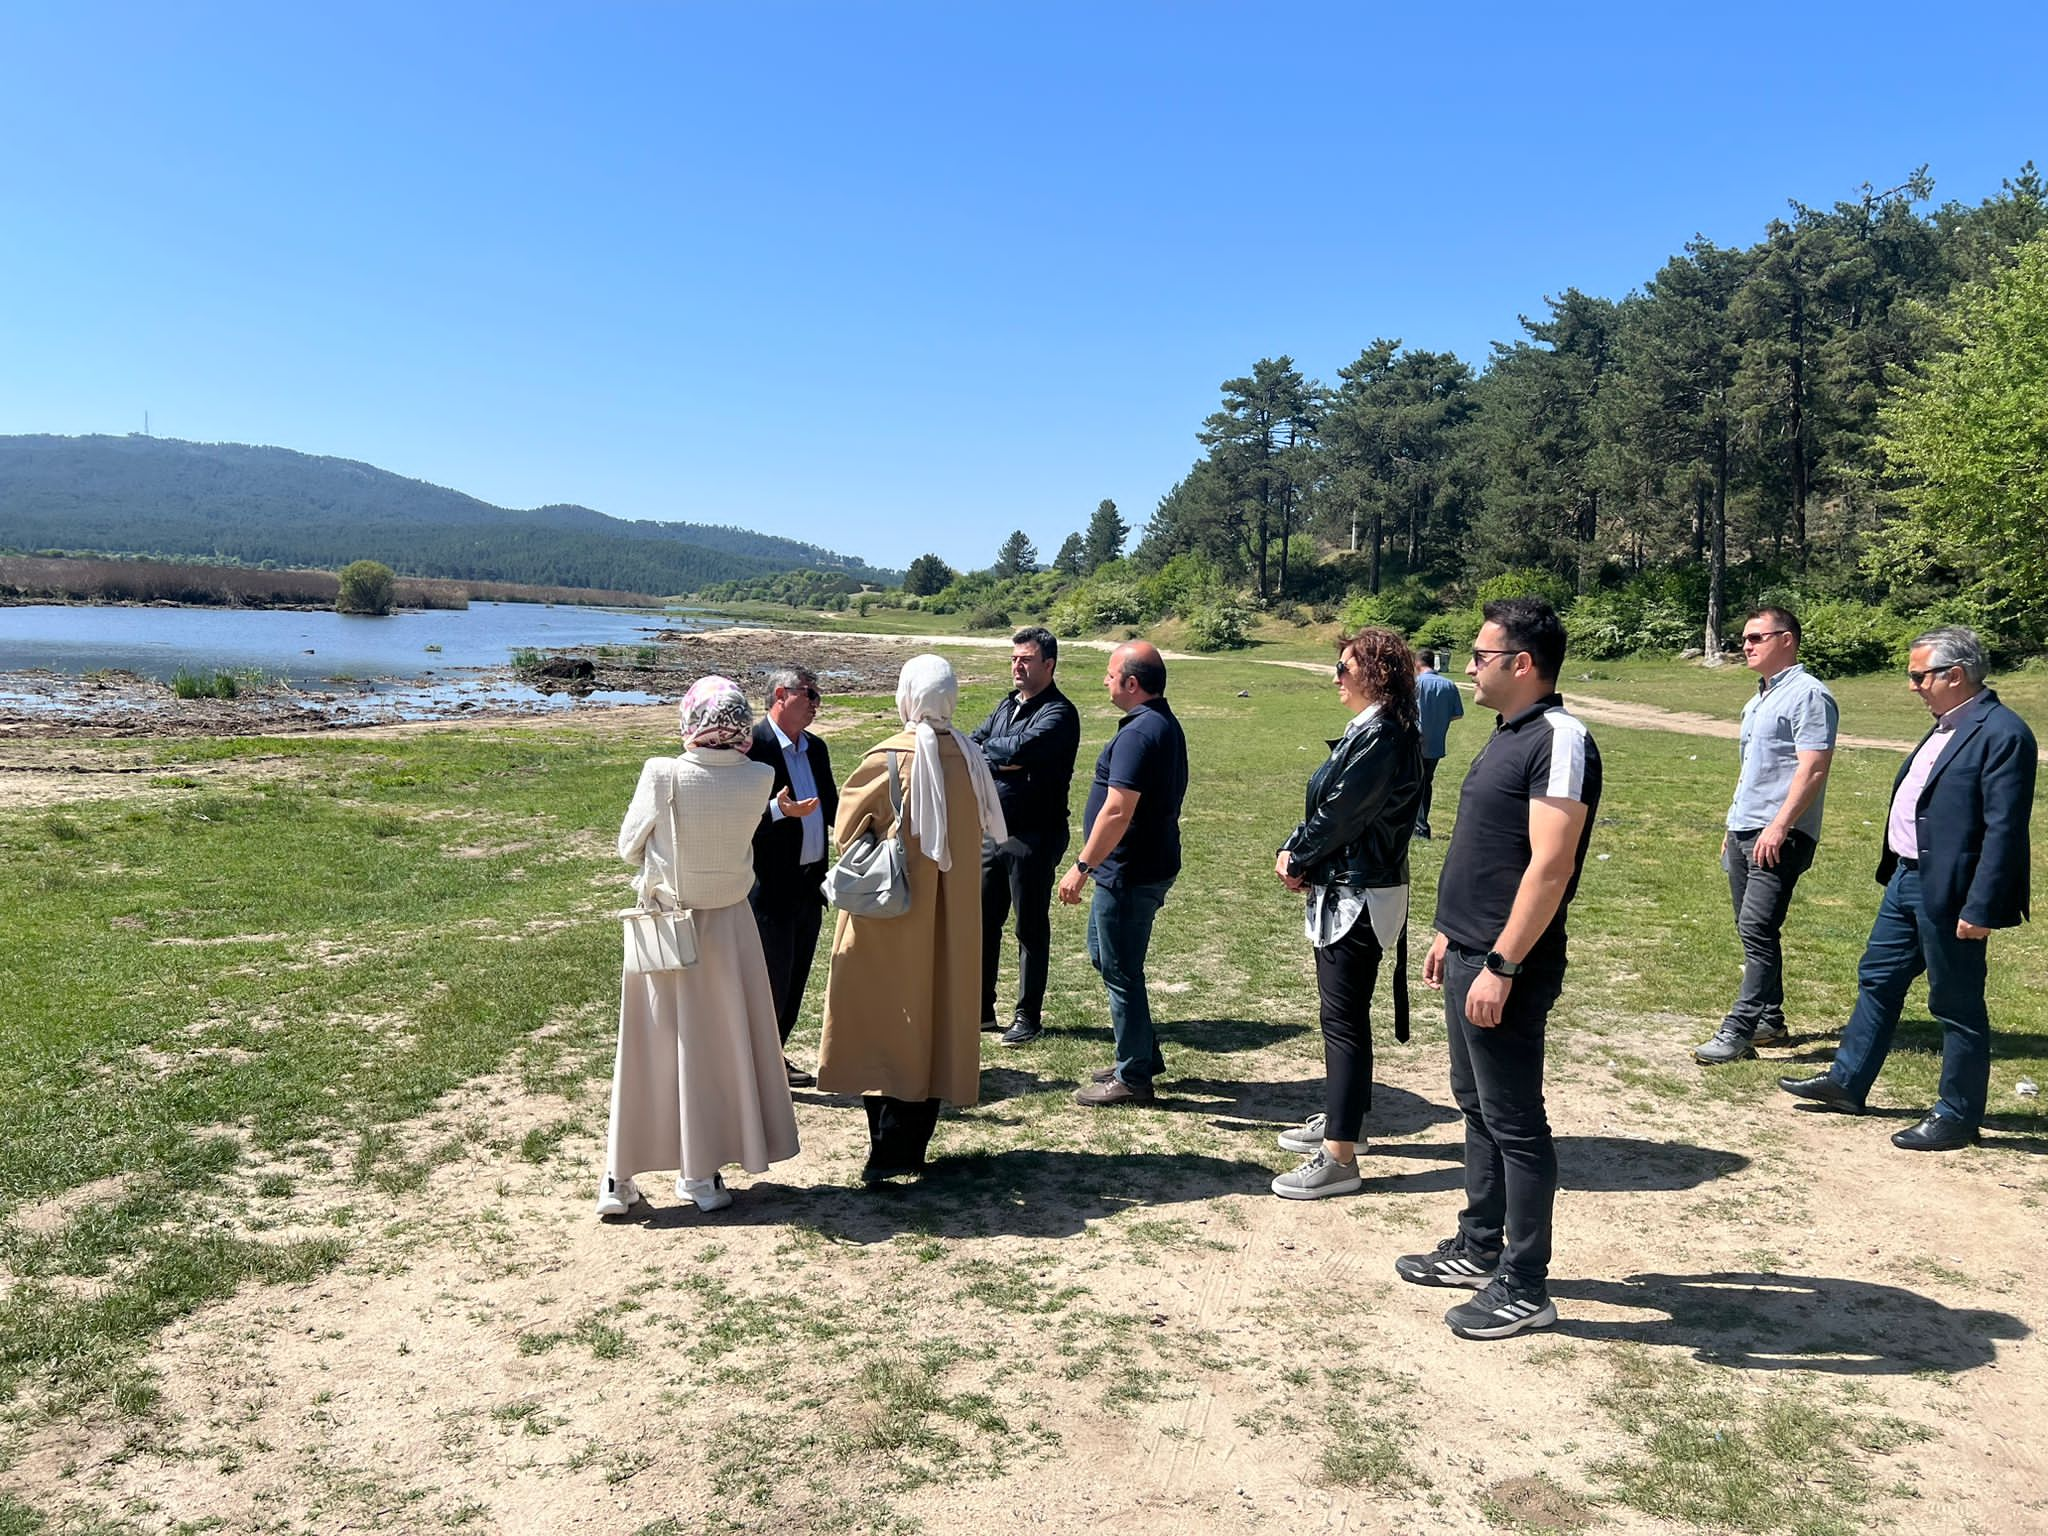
[1412,649,1465,839]
[1696,607,1838,1064]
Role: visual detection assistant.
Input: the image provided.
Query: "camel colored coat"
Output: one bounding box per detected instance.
[818,730,986,1106]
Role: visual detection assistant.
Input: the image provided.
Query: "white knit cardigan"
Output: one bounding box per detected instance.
[617,747,776,911]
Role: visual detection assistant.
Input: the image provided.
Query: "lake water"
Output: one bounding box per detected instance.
[0,600,695,684]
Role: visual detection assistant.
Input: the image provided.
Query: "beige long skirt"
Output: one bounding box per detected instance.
[603,902,800,1184]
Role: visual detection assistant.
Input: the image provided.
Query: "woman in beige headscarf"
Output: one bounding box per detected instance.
[596,675,803,1218]
[819,654,1007,1183]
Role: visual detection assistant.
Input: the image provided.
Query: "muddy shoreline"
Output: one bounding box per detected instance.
[0,630,1002,740]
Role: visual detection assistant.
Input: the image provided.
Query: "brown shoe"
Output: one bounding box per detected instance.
[1075,1076,1154,1107]
[1090,1065,1118,1084]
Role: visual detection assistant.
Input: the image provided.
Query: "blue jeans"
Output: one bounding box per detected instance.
[1087,879,1172,1088]
[1830,865,1992,1128]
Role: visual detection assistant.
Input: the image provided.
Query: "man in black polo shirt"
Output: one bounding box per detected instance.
[972,626,1081,1046]
[1057,640,1189,1106]
[1396,596,1601,1339]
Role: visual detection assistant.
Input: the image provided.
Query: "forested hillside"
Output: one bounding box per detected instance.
[0,435,895,592]
[1117,163,2047,659]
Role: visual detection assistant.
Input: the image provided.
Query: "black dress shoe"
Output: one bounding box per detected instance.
[1778,1073,1864,1113]
[1892,1111,1977,1152]
[999,1018,1043,1046]
[784,1057,816,1089]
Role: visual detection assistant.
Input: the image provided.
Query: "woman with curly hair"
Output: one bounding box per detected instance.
[1269,627,1425,1199]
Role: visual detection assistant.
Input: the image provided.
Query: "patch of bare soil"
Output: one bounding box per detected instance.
[10,996,2045,1535]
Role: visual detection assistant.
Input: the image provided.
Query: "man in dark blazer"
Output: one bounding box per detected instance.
[1782,627,2036,1150]
[749,666,838,1088]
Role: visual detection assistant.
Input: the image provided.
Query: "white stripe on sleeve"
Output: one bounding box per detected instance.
[1541,710,1589,800]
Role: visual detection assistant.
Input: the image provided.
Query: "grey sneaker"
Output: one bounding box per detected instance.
[1694,1025,1756,1065]
[1752,1019,1790,1046]
[1270,1149,1363,1200]
[1444,1277,1556,1339]
[1276,1113,1368,1156]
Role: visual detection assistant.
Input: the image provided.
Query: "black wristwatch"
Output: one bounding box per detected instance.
[1483,950,1523,978]
[1075,860,1093,877]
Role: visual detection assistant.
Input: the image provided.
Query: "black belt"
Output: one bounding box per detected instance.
[1898,856,1919,871]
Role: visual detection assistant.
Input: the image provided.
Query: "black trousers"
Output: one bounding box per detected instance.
[1315,918,1385,1142]
[980,827,1068,1024]
[1414,757,1442,838]
[1722,828,1816,1037]
[863,1096,941,1169]
[751,880,826,1046]
[1443,944,1565,1292]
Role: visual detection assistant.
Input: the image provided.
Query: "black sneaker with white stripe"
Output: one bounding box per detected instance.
[1393,1235,1499,1289]
[1443,1277,1557,1339]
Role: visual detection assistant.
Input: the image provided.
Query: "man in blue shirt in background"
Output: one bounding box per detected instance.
[1697,607,1838,1065]
[1413,648,1465,839]
[1058,640,1189,1107]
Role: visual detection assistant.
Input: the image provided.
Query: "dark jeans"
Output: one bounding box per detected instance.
[981,826,1068,1024]
[1721,827,1817,1037]
[750,882,826,1046]
[1415,756,1442,839]
[1829,864,1993,1128]
[863,1096,942,1169]
[1443,944,1565,1292]
[1316,918,1385,1141]
[1087,878,1172,1088]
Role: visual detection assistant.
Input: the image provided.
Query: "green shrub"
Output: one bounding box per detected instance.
[1414,605,1483,654]
[336,559,396,616]
[964,606,1012,631]
[1476,567,1575,613]
[1795,601,1915,678]
[1562,591,1632,660]
[1183,598,1252,651]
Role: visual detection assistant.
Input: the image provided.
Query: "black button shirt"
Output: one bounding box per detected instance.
[1433,692,1602,970]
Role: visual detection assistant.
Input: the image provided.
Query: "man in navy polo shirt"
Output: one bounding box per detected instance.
[1396,597,1601,1339]
[1057,640,1189,1107]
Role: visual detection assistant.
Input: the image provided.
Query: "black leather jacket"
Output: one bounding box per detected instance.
[1281,710,1424,889]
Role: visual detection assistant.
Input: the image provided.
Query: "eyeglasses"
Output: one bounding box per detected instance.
[1906,666,1954,686]
[1333,659,1354,680]
[1469,648,1520,667]
[1740,630,1789,646]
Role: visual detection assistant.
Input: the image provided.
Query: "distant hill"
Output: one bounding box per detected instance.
[0,435,895,592]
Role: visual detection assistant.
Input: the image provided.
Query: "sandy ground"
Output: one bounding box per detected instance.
[8,1002,2043,1534]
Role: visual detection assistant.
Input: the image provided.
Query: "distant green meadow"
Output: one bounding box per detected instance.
[1,651,2042,1435]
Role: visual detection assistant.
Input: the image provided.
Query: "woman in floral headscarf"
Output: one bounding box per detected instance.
[819,655,1008,1183]
[596,675,805,1217]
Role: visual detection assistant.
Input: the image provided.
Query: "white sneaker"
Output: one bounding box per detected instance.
[1276,1113,1368,1157]
[594,1173,642,1217]
[678,1173,732,1212]
[1270,1148,1364,1200]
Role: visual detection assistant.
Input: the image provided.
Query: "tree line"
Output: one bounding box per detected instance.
[898,162,2048,665]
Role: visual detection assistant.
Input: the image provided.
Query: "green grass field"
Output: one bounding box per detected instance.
[3,650,2044,1531]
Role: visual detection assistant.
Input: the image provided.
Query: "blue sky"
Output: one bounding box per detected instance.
[2,2,2042,572]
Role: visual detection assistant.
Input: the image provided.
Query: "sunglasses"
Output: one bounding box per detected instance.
[1740,630,1788,646]
[1906,666,1954,686]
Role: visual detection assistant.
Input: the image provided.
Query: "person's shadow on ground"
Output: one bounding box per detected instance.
[1547,1271,2029,1374]
[624,1149,1270,1243]
[1355,1135,1749,1195]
